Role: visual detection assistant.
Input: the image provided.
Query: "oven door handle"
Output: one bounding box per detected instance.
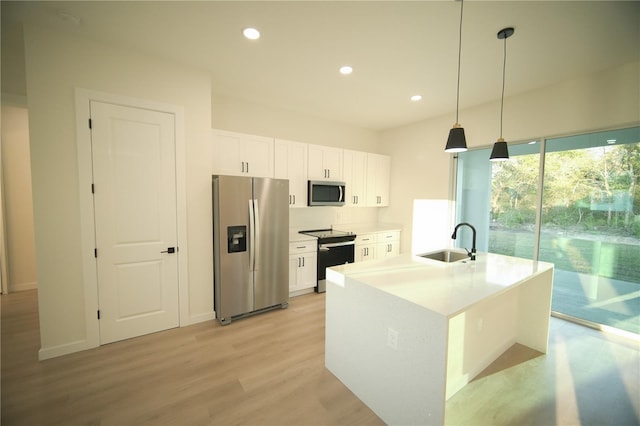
[319,241,355,249]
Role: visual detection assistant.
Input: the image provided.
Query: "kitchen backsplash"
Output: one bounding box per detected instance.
[290,207,378,230]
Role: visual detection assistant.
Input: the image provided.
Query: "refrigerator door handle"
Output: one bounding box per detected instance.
[253,199,260,270]
[249,199,256,271]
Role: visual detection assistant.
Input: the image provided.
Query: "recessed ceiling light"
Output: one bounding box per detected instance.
[339,66,353,75]
[606,139,617,144]
[528,141,537,145]
[410,95,422,102]
[243,27,260,40]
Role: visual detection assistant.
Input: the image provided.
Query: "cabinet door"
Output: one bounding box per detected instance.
[212,129,273,177]
[298,254,317,290]
[275,139,308,207]
[212,130,244,176]
[308,144,343,181]
[289,253,317,291]
[356,244,376,262]
[376,241,399,259]
[288,254,300,292]
[366,153,391,206]
[343,149,367,207]
[242,134,274,178]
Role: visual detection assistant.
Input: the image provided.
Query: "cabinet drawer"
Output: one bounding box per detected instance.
[378,230,400,241]
[355,233,377,244]
[289,241,317,255]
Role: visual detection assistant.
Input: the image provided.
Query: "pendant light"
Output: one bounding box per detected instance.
[444,0,467,153]
[490,27,515,161]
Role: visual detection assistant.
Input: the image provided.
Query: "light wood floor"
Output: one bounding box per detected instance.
[2,290,639,425]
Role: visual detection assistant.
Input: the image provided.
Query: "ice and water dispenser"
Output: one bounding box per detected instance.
[227,226,247,253]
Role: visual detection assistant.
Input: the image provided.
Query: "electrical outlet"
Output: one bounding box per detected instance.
[387,327,399,350]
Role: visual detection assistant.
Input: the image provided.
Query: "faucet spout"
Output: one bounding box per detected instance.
[451,222,477,261]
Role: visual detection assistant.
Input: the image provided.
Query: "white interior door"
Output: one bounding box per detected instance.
[90,101,179,344]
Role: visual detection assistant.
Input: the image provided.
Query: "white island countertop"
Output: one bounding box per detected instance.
[325,251,555,425]
[327,251,554,318]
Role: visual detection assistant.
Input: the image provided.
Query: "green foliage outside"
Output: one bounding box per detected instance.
[490,143,640,237]
[489,142,640,283]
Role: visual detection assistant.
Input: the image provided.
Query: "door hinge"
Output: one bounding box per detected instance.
[97,310,100,320]
[94,248,98,258]
[88,118,92,129]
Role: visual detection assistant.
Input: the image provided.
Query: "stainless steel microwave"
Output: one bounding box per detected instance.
[308,180,346,206]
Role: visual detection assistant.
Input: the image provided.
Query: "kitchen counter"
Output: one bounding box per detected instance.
[289,229,316,243]
[325,252,554,425]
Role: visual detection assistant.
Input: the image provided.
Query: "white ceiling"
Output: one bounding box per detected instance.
[2,1,639,131]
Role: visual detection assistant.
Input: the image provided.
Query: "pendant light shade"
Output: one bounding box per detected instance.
[490,27,514,162]
[489,138,509,161]
[446,125,467,153]
[444,0,467,153]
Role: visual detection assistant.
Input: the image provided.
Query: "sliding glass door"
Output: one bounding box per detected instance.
[456,126,639,336]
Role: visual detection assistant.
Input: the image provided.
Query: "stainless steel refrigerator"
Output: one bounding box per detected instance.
[212,175,289,325]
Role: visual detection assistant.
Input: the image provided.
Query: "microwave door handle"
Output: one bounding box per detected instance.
[339,185,343,202]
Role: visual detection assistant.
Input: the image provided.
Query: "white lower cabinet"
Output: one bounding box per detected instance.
[355,233,377,262]
[355,230,400,262]
[289,241,317,293]
[376,231,401,259]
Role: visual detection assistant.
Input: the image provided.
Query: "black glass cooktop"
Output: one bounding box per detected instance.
[299,228,356,242]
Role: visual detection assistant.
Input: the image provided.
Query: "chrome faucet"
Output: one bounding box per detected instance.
[451,223,477,261]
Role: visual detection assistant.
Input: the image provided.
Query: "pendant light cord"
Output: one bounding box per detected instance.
[500,34,507,139]
[455,0,464,124]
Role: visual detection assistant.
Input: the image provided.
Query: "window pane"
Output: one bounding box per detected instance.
[542,127,640,335]
[489,142,540,260]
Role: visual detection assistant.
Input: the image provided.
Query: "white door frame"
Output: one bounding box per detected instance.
[75,88,189,350]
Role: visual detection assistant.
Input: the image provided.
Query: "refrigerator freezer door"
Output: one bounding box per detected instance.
[252,177,290,311]
[213,175,254,320]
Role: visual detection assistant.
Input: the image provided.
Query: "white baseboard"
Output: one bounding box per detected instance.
[290,288,315,298]
[10,281,38,292]
[39,339,96,361]
[187,310,215,326]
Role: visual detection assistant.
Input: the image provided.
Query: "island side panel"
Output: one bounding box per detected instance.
[446,289,519,400]
[325,272,449,426]
[516,267,554,353]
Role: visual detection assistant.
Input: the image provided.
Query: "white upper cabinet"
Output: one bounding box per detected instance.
[366,153,391,206]
[308,144,343,181]
[212,129,274,177]
[275,139,308,208]
[343,149,367,207]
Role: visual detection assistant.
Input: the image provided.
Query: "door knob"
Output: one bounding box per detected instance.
[161,247,176,254]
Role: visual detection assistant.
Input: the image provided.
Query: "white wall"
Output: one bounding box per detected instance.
[212,94,381,153]
[23,25,212,353]
[1,103,37,291]
[380,61,640,254]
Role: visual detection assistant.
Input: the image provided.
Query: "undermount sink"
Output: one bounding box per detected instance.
[417,249,469,263]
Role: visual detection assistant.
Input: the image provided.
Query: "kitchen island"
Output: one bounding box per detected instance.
[325,252,554,425]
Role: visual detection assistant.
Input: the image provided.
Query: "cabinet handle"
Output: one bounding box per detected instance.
[302,256,305,267]
[246,162,249,173]
[293,195,296,205]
